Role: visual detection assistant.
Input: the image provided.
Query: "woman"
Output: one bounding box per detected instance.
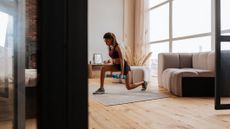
[93,32,147,95]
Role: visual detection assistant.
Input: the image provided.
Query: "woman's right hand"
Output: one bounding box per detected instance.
[104,59,112,64]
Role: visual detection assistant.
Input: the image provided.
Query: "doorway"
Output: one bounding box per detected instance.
[0,0,38,129]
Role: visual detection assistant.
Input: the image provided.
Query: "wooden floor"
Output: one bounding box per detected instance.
[0,119,36,129]
[89,78,230,129]
[1,78,230,129]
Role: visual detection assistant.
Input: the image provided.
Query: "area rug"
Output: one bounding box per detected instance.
[89,84,169,106]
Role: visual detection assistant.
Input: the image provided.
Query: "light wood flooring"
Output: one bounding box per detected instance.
[89,78,230,129]
[1,78,230,129]
[0,119,36,129]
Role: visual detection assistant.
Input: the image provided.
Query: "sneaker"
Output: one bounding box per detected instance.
[141,81,148,91]
[93,88,105,95]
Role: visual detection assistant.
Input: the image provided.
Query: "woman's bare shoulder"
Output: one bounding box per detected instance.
[115,44,121,50]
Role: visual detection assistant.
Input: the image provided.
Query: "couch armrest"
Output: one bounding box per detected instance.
[158,53,180,86]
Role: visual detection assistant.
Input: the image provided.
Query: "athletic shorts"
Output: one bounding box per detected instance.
[114,60,131,75]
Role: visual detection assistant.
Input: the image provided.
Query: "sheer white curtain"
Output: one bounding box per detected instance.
[123,0,150,65]
[134,0,149,57]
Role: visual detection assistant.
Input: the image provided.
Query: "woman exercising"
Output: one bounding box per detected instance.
[93,32,147,95]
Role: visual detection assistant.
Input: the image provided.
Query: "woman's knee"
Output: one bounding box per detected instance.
[125,84,132,90]
[101,66,109,73]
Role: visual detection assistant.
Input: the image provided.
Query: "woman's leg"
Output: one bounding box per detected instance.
[125,71,146,90]
[100,65,119,88]
[93,65,119,94]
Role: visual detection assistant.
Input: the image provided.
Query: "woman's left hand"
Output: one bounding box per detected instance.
[120,74,126,79]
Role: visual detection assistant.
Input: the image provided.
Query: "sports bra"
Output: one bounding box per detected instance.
[109,45,119,59]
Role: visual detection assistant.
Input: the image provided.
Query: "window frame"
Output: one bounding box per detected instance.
[148,0,230,52]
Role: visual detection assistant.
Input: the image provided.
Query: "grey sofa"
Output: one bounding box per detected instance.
[158,51,215,96]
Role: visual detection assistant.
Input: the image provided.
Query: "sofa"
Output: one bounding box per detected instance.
[158,51,215,96]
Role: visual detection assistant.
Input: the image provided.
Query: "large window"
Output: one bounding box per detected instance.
[0,11,14,129]
[173,37,211,53]
[150,43,169,76]
[149,0,167,8]
[221,0,230,33]
[221,42,230,51]
[173,0,211,37]
[149,3,169,41]
[220,0,230,50]
[148,0,230,76]
[0,12,9,47]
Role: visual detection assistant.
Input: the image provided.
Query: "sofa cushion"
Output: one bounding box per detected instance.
[163,68,214,96]
[195,69,214,77]
[192,51,215,71]
[207,52,215,71]
[193,52,209,70]
[179,53,193,68]
[162,68,179,90]
[158,53,180,86]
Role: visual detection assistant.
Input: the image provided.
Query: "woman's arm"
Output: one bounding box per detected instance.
[116,45,124,75]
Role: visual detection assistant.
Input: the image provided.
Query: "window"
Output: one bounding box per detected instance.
[149,3,169,42]
[148,0,213,77]
[221,0,230,35]
[0,12,9,47]
[149,0,167,8]
[150,42,169,76]
[173,36,211,53]
[221,42,230,51]
[173,0,211,37]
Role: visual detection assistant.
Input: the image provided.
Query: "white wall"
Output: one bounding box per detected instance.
[88,0,124,62]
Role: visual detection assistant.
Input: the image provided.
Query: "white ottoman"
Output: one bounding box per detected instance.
[120,66,150,84]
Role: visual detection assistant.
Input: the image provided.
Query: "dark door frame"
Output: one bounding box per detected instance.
[37,0,88,128]
[214,0,230,110]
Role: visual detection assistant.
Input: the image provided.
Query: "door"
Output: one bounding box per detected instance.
[214,0,230,109]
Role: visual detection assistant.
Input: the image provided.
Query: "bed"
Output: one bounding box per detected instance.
[0,69,37,86]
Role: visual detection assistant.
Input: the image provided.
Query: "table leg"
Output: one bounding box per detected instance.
[88,65,93,78]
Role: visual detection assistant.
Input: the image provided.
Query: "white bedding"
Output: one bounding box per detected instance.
[0,69,37,87]
[25,69,37,87]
